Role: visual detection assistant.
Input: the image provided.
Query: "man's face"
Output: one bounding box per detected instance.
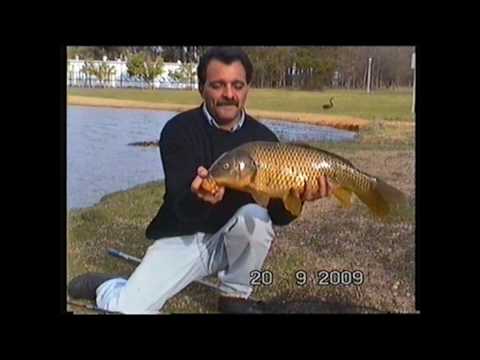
[200,59,249,126]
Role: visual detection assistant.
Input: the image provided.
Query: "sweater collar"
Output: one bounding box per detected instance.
[202,103,245,132]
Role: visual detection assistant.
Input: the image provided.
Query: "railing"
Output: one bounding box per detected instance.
[67,73,197,90]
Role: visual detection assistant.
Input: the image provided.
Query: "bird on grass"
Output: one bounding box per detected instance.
[322,97,335,110]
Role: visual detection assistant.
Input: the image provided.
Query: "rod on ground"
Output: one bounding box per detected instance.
[107,248,222,292]
[107,248,258,301]
[108,248,142,263]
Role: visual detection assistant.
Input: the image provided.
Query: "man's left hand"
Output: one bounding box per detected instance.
[300,175,335,201]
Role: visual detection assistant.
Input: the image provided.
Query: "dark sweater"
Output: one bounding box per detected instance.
[145,106,298,240]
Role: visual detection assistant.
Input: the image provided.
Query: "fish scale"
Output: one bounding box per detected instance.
[203,141,408,219]
[249,142,366,195]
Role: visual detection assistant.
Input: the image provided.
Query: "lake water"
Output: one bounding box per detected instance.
[67,106,357,210]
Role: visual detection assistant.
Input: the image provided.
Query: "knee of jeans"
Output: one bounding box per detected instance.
[236,204,270,222]
[234,204,273,243]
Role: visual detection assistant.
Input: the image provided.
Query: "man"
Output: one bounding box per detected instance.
[68,47,333,314]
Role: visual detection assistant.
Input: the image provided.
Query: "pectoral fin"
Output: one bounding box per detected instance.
[333,186,353,208]
[283,190,303,217]
[250,189,271,208]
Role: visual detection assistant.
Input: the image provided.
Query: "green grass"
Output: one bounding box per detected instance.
[69,88,202,105]
[68,87,414,122]
[67,181,164,281]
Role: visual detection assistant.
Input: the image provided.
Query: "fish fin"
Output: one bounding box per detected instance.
[250,189,270,208]
[283,190,303,217]
[332,186,353,208]
[356,178,409,220]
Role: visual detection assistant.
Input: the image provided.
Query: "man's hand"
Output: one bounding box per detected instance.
[191,166,225,204]
[298,175,335,202]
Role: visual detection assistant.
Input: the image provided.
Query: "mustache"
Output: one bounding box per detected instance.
[217,101,238,107]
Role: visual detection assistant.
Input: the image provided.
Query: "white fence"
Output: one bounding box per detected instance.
[67,57,198,90]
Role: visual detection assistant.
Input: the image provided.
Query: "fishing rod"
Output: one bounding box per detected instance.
[107,248,259,301]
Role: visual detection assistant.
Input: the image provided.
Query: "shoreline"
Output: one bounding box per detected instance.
[67,95,370,132]
[68,180,165,213]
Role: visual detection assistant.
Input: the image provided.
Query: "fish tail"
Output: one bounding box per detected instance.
[356,178,409,219]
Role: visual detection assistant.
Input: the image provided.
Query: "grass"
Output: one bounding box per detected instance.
[67,182,163,279]
[66,88,416,314]
[68,87,414,122]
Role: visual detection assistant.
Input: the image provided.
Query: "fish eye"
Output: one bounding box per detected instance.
[223,163,230,170]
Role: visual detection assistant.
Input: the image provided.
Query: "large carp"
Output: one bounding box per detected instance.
[201,141,408,219]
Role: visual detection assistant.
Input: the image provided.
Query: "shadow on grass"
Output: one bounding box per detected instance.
[261,295,386,314]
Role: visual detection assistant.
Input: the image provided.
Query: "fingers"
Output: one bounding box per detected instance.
[212,186,225,202]
[191,175,203,193]
[319,175,327,198]
[197,166,208,178]
[326,179,335,197]
[191,166,225,204]
[192,167,209,192]
[302,181,315,201]
[302,176,335,202]
[197,185,225,204]
[318,176,335,198]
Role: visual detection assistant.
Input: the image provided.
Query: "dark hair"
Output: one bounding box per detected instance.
[197,47,253,91]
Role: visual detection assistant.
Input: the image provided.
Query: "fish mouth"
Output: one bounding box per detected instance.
[201,176,219,194]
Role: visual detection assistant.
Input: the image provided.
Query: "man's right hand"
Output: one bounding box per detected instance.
[191,166,225,204]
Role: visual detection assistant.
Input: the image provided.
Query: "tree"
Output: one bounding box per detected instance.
[291,47,321,90]
[79,60,116,87]
[95,62,116,87]
[332,46,414,90]
[142,57,164,89]
[126,53,144,80]
[68,46,156,61]
[244,47,268,88]
[80,61,96,87]
[127,52,164,89]
[161,46,207,63]
[168,62,197,89]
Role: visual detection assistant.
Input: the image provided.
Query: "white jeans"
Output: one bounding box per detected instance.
[96,204,274,314]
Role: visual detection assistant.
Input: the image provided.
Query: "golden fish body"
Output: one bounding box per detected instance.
[203,141,407,219]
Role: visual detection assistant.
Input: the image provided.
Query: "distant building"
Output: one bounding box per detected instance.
[67,56,198,89]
